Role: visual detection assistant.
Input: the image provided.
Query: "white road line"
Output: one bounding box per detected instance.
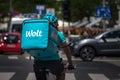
[65,73,76,80]
[0,72,115,80]
[26,72,76,80]
[25,56,34,60]
[8,56,18,59]
[26,72,36,80]
[94,59,120,62]
[88,73,109,80]
[0,72,15,80]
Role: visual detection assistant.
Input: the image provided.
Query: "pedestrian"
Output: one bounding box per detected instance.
[29,13,74,80]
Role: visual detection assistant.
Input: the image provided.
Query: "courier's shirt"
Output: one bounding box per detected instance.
[29,31,66,61]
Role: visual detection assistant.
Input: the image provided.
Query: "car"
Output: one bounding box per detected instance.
[0,29,6,36]
[9,17,30,33]
[71,28,120,61]
[0,32,24,54]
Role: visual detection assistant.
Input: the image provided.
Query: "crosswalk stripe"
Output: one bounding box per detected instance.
[88,73,109,80]
[0,72,116,80]
[26,72,36,80]
[0,72,15,80]
[66,73,76,80]
[26,72,76,80]
[8,56,18,59]
[25,56,34,60]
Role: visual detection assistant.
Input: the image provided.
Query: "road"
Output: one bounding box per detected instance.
[0,52,120,80]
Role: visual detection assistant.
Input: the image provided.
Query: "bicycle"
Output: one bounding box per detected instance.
[37,61,75,80]
[39,68,56,80]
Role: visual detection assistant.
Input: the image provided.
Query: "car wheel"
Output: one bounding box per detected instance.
[79,46,95,61]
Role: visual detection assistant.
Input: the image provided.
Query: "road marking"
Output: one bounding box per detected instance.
[94,59,120,62]
[8,56,18,59]
[88,73,109,80]
[0,72,117,80]
[26,72,76,80]
[26,72,36,80]
[66,73,76,80]
[25,56,34,60]
[0,72,15,80]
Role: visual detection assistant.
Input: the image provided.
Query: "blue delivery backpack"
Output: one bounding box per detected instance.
[21,19,58,50]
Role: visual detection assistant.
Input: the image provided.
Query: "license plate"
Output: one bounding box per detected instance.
[7,44,15,47]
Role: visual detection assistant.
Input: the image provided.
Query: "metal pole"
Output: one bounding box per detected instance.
[68,21,70,42]
[118,6,120,27]
[8,0,12,31]
[102,0,105,7]
[117,0,120,27]
[102,0,106,32]
[62,19,64,33]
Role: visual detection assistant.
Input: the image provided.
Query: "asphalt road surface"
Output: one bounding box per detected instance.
[0,52,120,80]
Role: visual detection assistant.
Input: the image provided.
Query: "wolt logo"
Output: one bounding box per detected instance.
[26,30,42,37]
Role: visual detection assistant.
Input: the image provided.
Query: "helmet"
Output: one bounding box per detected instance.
[42,13,58,29]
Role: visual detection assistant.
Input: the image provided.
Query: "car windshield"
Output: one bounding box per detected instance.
[3,35,19,43]
[12,24,22,33]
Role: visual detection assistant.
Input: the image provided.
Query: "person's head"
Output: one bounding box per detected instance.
[42,13,58,30]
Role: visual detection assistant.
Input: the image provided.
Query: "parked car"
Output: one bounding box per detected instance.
[0,32,24,54]
[71,29,120,61]
[0,29,6,36]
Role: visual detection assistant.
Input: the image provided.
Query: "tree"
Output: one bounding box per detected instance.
[0,0,118,22]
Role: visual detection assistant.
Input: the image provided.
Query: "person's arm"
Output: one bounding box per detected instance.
[60,43,73,68]
[58,31,74,69]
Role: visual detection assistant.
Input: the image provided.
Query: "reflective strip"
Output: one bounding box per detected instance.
[88,73,109,80]
[0,72,15,80]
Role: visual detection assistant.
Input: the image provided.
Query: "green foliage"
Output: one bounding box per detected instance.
[70,0,102,21]
[0,0,118,22]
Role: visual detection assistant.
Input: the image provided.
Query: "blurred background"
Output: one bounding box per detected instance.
[0,0,120,80]
[0,0,120,35]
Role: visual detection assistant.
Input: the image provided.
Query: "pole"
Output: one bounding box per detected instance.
[118,7,120,27]
[102,0,106,32]
[68,20,70,42]
[8,0,12,31]
[62,19,65,33]
[117,0,120,27]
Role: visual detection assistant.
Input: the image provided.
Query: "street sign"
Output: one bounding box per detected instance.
[96,7,112,18]
[46,8,55,14]
[35,5,46,15]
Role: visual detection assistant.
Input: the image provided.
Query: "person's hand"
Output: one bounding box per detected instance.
[65,63,75,70]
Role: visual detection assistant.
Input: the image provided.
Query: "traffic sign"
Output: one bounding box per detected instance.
[96,7,112,18]
[35,5,46,15]
[46,8,55,14]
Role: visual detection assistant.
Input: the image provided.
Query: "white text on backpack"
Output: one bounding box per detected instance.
[26,30,42,37]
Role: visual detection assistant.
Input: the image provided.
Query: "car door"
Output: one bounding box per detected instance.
[98,30,120,55]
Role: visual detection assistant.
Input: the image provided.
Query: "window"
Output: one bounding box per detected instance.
[105,30,120,39]
[12,24,22,33]
[3,35,19,43]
